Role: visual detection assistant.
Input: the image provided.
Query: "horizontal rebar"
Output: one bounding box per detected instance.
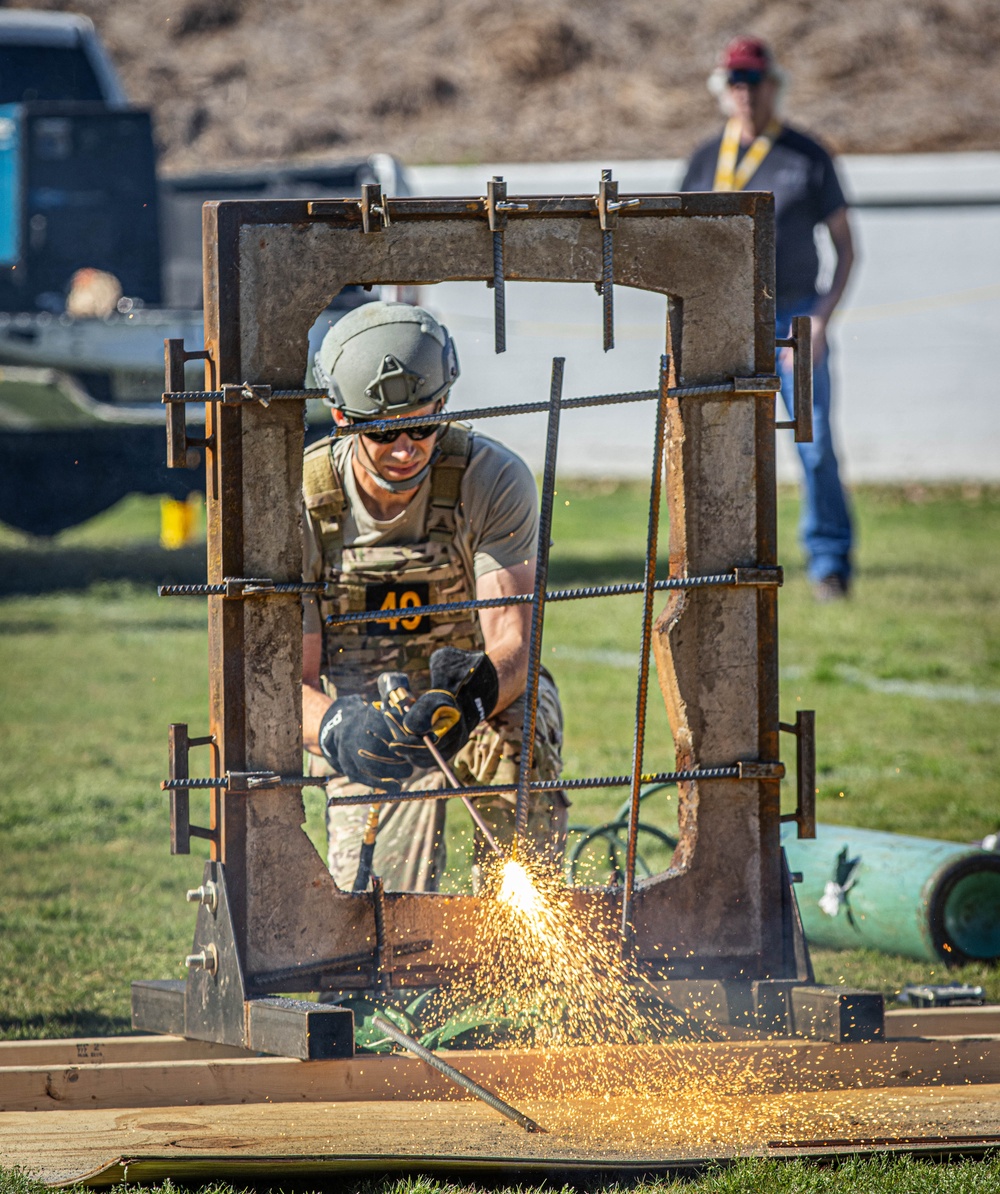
[161,766,741,796]
[325,573,744,626]
[158,581,329,597]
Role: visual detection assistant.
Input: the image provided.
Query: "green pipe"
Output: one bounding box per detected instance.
[781,823,1000,965]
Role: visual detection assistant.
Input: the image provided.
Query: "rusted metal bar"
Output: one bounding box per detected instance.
[248,939,433,991]
[159,580,328,598]
[305,193,686,222]
[370,1014,546,1133]
[621,357,669,946]
[486,176,507,354]
[164,339,214,468]
[161,388,324,404]
[597,170,616,351]
[514,359,563,850]
[322,568,783,625]
[167,723,216,854]
[779,710,816,839]
[774,317,814,441]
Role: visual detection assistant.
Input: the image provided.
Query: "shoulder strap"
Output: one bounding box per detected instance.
[303,436,346,520]
[302,435,346,556]
[427,423,472,542]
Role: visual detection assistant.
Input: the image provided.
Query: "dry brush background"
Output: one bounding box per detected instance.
[5,0,1000,170]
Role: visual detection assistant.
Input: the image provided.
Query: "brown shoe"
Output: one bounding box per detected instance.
[813,574,850,603]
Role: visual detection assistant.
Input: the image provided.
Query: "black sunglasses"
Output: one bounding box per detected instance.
[728,68,765,86]
[353,419,442,445]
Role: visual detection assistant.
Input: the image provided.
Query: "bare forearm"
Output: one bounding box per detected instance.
[477,560,535,716]
[814,207,856,324]
[302,631,331,755]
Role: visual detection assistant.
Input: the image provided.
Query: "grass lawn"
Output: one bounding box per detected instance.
[1,482,999,1193]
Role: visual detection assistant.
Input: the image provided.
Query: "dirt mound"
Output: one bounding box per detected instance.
[8,0,1000,170]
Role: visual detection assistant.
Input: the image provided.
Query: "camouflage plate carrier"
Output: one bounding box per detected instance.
[303,425,566,893]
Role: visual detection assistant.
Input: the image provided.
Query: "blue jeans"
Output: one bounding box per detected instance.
[777,306,853,583]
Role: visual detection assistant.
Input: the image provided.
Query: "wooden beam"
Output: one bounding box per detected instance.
[4,1038,1000,1114]
[885,1006,1000,1039]
[0,1036,254,1067]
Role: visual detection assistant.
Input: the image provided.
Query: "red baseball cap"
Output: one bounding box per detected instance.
[722,36,773,73]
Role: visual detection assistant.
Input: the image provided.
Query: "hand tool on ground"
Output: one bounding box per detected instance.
[377,671,504,858]
[371,1013,546,1132]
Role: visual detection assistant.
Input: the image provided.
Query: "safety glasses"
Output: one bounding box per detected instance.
[353,419,441,445]
[728,68,765,86]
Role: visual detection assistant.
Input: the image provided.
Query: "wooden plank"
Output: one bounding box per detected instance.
[4,1086,1000,1188]
[5,1038,1000,1113]
[0,1036,254,1067]
[885,1005,1000,1039]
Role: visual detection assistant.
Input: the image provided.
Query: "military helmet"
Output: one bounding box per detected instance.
[314,301,460,419]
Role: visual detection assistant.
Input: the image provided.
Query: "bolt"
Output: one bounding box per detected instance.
[185,881,218,914]
[185,943,218,975]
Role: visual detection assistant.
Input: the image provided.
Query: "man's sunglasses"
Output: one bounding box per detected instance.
[728,68,765,86]
[352,419,441,445]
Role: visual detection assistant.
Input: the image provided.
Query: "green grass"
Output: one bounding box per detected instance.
[5,1158,1000,1194]
[2,484,1000,1190]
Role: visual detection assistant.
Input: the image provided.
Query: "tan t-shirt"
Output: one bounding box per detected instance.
[302,431,538,635]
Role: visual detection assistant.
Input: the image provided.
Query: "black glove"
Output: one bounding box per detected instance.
[399,647,499,762]
[318,694,413,789]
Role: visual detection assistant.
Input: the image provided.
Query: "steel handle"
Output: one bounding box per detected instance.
[791,315,813,444]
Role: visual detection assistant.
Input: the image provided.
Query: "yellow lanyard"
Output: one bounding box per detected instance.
[713,117,783,192]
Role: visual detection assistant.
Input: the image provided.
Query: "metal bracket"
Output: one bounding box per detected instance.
[222,383,272,407]
[164,339,216,469]
[775,315,814,442]
[360,182,387,233]
[167,723,218,854]
[732,566,784,587]
[737,760,786,781]
[779,710,817,838]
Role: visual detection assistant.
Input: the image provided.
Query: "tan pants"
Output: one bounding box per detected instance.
[325,668,567,892]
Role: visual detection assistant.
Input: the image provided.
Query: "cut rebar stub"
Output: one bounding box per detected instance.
[486,176,507,353]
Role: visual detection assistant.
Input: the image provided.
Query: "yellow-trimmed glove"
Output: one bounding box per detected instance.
[397,647,499,763]
[318,694,412,789]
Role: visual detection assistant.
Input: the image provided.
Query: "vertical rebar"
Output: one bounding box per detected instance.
[492,230,506,354]
[620,355,670,948]
[514,358,563,850]
[601,169,615,352]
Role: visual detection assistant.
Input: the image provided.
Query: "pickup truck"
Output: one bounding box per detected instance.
[0,10,409,537]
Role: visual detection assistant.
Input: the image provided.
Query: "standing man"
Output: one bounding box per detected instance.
[301,301,566,892]
[681,36,857,600]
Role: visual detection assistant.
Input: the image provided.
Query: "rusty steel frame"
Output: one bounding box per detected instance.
[133,180,849,1055]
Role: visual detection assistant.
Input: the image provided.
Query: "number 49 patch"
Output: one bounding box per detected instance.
[365,582,430,634]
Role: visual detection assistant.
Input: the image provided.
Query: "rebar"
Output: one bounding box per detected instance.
[324,572,766,626]
[602,248,614,353]
[600,169,615,352]
[621,355,669,947]
[515,359,562,850]
[158,581,328,597]
[320,766,742,807]
[162,765,743,796]
[371,1014,546,1133]
[492,229,506,354]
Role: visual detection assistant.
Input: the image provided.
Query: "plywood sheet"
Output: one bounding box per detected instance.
[4,1086,1000,1188]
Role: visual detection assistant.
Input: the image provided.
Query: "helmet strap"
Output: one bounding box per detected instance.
[353,437,440,494]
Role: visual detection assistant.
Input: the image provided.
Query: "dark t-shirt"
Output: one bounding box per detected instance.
[680,124,847,310]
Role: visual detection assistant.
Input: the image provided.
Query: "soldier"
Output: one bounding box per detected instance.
[301,301,566,893]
